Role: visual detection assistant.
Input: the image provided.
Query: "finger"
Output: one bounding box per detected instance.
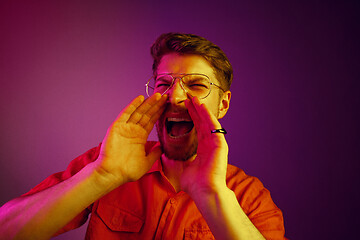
[189,97,224,141]
[138,94,167,127]
[185,97,212,142]
[197,101,222,130]
[143,101,166,133]
[193,97,221,129]
[127,93,162,124]
[117,95,145,123]
[184,97,202,129]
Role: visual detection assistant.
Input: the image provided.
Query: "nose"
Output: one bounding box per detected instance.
[167,78,188,105]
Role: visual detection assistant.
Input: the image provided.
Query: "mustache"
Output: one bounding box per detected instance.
[162,103,189,114]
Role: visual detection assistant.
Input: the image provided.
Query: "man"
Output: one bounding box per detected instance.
[0,33,286,239]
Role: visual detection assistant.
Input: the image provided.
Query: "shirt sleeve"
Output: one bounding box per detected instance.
[226,165,287,240]
[20,143,102,235]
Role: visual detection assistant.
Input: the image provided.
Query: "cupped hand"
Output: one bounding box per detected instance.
[181,97,229,196]
[96,93,167,185]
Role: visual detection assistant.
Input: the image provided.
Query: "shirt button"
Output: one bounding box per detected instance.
[170,198,176,204]
[112,216,120,225]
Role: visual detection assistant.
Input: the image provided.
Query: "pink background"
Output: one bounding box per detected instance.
[1,1,359,239]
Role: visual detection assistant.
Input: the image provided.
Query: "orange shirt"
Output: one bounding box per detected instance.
[23,143,287,239]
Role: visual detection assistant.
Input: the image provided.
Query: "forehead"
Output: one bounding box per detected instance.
[157,53,216,80]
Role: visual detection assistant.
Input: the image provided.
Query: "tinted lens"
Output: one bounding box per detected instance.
[146,78,155,96]
[154,75,173,94]
[146,74,212,98]
[182,75,210,98]
[146,75,172,96]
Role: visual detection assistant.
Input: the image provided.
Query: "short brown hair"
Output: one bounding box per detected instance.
[150,33,233,91]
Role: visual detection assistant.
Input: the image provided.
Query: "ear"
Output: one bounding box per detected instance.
[218,90,231,119]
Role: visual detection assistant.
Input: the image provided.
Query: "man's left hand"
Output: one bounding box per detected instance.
[180,96,229,196]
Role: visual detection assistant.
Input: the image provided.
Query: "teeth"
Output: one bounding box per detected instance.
[169,132,189,138]
[167,117,192,122]
[165,117,194,138]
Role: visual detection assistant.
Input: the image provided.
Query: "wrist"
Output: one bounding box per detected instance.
[189,181,230,202]
[89,161,126,194]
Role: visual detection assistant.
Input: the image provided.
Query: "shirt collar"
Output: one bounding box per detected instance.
[145,141,163,174]
[148,158,163,173]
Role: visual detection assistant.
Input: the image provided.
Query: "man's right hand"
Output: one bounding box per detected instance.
[95,93,167,185]
[0,93,168,240]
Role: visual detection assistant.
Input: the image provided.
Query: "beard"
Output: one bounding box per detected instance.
[155,92,222,161]
[156,121,198,161]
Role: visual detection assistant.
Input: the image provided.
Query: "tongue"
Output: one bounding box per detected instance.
[170,122,193,136]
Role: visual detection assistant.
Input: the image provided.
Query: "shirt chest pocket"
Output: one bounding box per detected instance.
[184,228,215,240]
[96,201,144,233]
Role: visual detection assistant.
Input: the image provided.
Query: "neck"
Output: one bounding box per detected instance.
[161,154,196,193]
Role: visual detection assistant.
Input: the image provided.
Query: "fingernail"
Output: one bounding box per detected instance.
[193,96,199,104]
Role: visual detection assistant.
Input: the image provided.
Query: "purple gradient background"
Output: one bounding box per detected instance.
[1,1,359,239]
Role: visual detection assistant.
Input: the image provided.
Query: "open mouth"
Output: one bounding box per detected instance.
[166,117,194,138]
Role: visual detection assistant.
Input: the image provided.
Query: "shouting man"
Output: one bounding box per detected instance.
[0,33,286,239]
